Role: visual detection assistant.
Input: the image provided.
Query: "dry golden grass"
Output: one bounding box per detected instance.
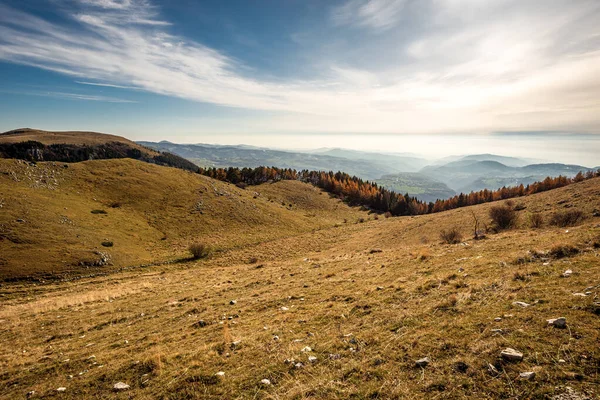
[0,162,599,399]
[0,158,365,278]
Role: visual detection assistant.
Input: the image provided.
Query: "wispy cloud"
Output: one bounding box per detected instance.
[331,0,407,32]
[0,89,137,103]
[0,0,599,135]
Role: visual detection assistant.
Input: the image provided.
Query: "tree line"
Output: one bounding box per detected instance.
[199,166,600,217]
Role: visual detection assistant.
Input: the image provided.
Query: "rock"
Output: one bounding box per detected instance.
[519,371,535,380]
[376,286,384,291]
[308,356,317,363]
[562,269,573,277]
[547,317,567,329]
[513,301,530,308]
[415,357,430,368]
[215,371,225,377]
[294,362,304,369]
[56,387,66,392]
[487,363,500,376]
[329,353,341,360]
[301,346,312,352]
[280,306,289,311]
[229,300,237,305]
[113,382,130,391]
[558,359,566,364]
[500,348,523,362]
[273,335,280,341]
[491,329,504,334]
[192,320,207,328]
[260,378,271,386]
[26,391,36,398]
[572,293,587,297]
[494,317,502,322]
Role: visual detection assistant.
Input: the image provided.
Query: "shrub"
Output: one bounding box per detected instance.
[489,205,517,230]
[529,213,544,229]
[101,241,113,247]
[189,242,210,260]
[549,210,585,227]
[549,244,579,259]
[384,212,392,219]
[91,209,107,214]
[440,228,462,244]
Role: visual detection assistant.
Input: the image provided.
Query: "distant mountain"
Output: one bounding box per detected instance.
[375,173,456,203]
[421,159,594,193]
[138,141,401,180]
[459,153,533,167]
[309,148,429,172]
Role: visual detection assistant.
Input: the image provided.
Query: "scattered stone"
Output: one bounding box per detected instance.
[231,340,242,349]
[376,286,384,291]
[301,346,312,352]
[513,301,530,308]
[491,329,504,334]
[280,306,289,311]
[500,348,523,362]
[487,363,500,376]
[284,358,296,364]
[519,371,536,380]
[551,386,590,400]
[215,371,225,377]
[547,317,567,329]
[56,387,66,392]
[572,293,587,297]
[494,317,502,322]
[229,300,237,305]
[260,378,271,386]
[192,320,207,328]
[415,357,430,368]
[369,249,382,254]
[329,353,341,360]
[308,356,317,363]
[558,359,566,364]
[273,335,280,341]
[294,362,304,369]
[113,382,130,391]
[26,391,35,398]
[562,269,573,278]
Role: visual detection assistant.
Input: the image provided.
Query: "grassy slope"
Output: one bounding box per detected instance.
[0,128,157,156]
[0,158,365,279]
[0,173,598,398]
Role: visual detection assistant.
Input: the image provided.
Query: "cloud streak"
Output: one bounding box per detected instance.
[0,0,599,135]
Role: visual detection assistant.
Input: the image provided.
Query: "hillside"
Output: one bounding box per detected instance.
[0,166,599,398]
[0,158,366,279]
[0,128,198,172]
[375,172,456,203]
[0,128,154,155]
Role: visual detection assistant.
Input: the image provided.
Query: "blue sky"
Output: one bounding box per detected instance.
[0,0,599,162]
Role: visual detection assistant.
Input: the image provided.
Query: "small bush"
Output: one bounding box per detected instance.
[189,243,210,260]
[384,212,392,219]
[489,205,517,230]
[529,213,544,229]
[101,241,113,247]
[549,244,579,259]
[91,209,107,214]
[440,228,462,244]
[549,210,585,227]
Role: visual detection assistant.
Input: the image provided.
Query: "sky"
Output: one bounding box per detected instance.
[0,0,599,164]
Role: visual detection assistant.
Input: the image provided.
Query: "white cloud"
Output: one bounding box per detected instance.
[0,0,599,135]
